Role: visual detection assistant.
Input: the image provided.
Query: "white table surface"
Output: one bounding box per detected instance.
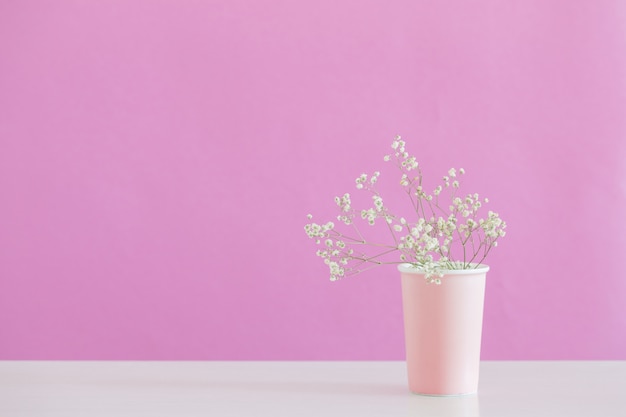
[0,361,624,416]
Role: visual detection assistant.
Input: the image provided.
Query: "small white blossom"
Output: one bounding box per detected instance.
[373,195,384,212]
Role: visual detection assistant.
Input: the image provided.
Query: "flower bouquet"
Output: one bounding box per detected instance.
[304,136,506,283]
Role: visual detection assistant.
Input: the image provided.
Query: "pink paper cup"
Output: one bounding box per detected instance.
[399,263,488,396]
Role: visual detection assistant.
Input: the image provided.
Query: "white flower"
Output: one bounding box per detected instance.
[404,157,418,171]
[373,195,384,212]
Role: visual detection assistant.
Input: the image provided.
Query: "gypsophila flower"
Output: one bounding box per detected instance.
[304,136,507,283]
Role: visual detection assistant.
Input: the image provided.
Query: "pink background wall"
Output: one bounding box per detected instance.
[1,0,625,360]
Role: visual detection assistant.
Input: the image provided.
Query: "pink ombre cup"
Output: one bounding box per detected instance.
[399,263,488,396]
